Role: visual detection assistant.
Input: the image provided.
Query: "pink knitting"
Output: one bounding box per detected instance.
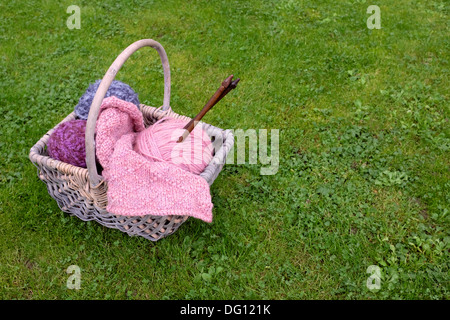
[95,96,213,223]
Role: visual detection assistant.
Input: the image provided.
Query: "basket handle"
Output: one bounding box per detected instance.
[85,39,171,187]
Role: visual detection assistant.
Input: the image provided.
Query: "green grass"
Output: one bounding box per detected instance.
[0,0,449,299]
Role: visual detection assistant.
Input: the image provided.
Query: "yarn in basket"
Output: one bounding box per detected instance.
[47,119,87,168]
[135,118,214,175]
[75,79,140,120]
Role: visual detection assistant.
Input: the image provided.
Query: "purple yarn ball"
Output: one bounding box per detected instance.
[75,79,140,120]
[47,120,87,168]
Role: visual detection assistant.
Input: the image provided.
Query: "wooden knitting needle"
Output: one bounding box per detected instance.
[177,75,239,143]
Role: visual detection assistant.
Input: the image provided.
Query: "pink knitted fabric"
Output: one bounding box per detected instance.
[95,96,213,223]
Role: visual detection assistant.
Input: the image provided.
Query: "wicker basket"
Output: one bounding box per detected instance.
[28,39,234,241]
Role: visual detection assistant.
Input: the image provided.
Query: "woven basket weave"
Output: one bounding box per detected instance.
[28,39,234,241]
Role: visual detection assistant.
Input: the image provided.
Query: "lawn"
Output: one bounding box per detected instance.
[0,0,448,300]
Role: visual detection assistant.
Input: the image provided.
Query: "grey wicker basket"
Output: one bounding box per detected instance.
[28,39,234,241]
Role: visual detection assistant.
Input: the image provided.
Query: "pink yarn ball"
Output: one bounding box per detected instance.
[47,120,87,168]
[135,118,214,175]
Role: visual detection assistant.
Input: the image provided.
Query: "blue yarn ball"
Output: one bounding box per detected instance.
[75,79,140,120]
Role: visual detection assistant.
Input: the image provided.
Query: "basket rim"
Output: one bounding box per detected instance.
[29,104,234,184]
